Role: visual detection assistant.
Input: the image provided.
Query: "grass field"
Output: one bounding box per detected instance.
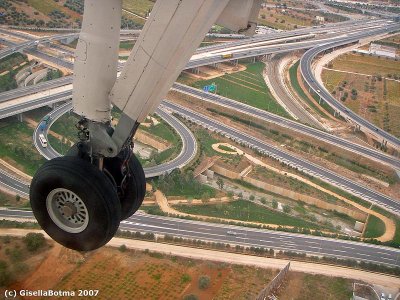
[122,0,154,17]
[27,0,64,15]
[331,53,400,77]
[26,0,80,20]
[139,115,182,166]
[364,215,386,239]
[0,120,46,176]
[173,200,321,229]
[191,62,290,118]
[141,116,179,145]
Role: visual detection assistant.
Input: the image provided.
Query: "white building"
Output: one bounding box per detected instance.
[315,16,325,23]
[369,43,397,59]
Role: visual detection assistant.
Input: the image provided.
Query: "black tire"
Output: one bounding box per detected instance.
[104,153,145,220]
[30,156,121,251]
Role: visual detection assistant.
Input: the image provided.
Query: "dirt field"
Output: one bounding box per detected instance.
[322,68,400,138]
[328,53,400,77]
[7,239,279,300]
[2,234,362,300]
[278,272,353,300]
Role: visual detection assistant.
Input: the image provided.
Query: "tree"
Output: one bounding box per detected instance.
[23,233,45,252]
[15,194,20,202]
[198,275,211,289]
[283,205,291,213]
[249,195,255,201]
[260,197,267,204]
[272,199,278,209]
[118,244,127,252]
[216,177,224,190]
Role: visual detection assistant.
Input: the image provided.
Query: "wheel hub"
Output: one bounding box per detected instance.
[62,203,77,217]
[46,188,89,234]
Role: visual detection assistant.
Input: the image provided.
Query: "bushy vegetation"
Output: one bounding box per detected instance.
[64,0,84,14]
[152,169,217,199]
[198,275,211,289]
[23,233,46,252]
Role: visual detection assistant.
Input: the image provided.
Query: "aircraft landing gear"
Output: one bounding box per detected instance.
[104,151,146,220]
[30,149,145,251]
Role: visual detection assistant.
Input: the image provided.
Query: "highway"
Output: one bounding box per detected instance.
[2,84,400,217]
[1,21,400,268]
[32,102,197,178]
[1,208,399,268]
[300,26,400,149]
[172,83,400,169]
[2,82,398,171]
[264,54,324,128]
[0,29,78,60]
[162,100,400,216]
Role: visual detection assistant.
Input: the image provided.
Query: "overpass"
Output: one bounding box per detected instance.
[300,24,400,149]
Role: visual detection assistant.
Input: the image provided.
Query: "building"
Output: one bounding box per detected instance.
[315,16,325,23]
[369,43,397,59]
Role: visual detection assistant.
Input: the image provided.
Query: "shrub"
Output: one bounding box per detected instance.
[23,233,45,252]
[118,244,127,252]
[283,205,291,213]
[198,275,211,289]
[181,273,191,284]
[272,199,278,209]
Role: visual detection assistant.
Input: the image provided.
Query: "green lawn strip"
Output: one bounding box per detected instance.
[119,41,135,50]
[217,145,236,152]
[364,215,386,239]
[288,61,328,118]
[191,62,290,118]
[172,200,321,229]
[0,121,46,176]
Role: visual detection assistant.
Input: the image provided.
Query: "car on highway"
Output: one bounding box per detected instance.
[227,230,238,236]
[381,293,386,300]
[316,89,321,93]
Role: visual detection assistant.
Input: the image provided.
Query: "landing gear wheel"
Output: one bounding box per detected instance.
[104,153,145,220]
[30,156,121,251]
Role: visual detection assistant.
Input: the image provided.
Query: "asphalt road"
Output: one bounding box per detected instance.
[300,25,400,149]
[32,102,197,178]
[1,208,399,268]
[162,100,400,216]
[172,83,400,170]
[264,54,324,128]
